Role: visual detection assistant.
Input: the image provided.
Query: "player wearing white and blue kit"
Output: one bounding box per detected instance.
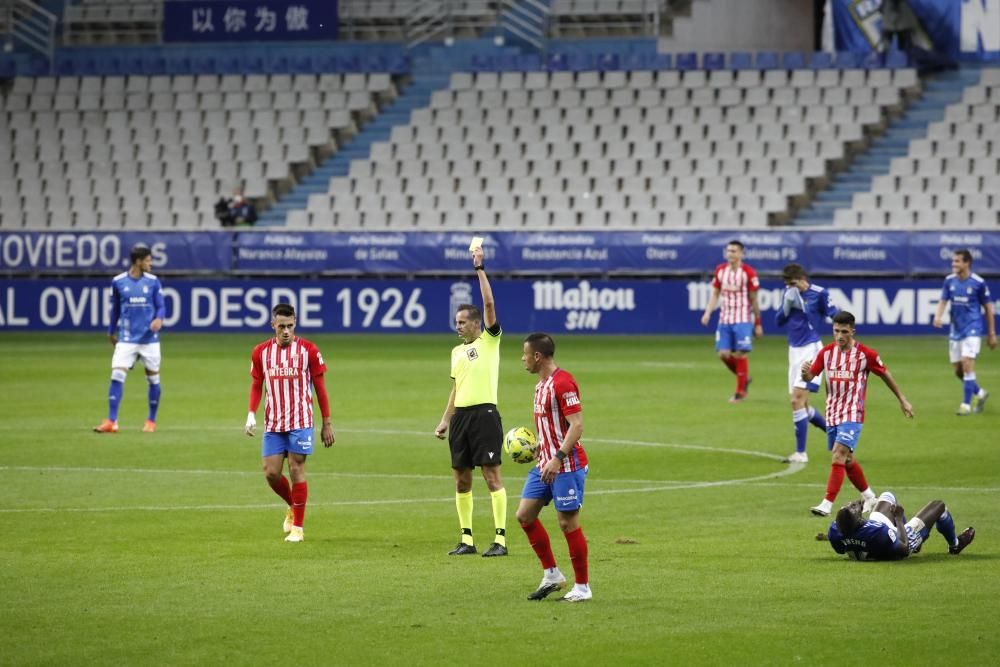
[775,264,838,463]
[825,491,975,561]
[93,244,165,434]
[932,249,997,416]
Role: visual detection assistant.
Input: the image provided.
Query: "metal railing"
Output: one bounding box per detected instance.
[405,0,501,48]
[3,0,57,63]
[498,0,549,49]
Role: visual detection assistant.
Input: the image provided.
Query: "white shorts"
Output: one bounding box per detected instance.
[788,341,823,393]
[869,511,926,554]
[949,337,981,363]
[112,342,161,372]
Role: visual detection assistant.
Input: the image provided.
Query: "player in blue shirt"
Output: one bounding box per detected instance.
[932,249,997,416]
[93,244,166,433]
[775,264,838,463]
[825,490,975,561]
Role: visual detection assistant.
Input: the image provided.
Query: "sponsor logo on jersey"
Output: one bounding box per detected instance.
[268,366,302,378]
[828,370,855,379]
[467,348,479,361]
[564,392,580,407]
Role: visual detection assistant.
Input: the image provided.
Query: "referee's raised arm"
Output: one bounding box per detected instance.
[472,246,496,329]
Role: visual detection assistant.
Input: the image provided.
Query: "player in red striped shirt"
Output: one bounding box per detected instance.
[801,311,913,517]
[516,333,591,602]
[245,303,335,542]
[700,240,763,403]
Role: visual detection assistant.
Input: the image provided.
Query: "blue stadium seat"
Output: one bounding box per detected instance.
[702,52,725,70]
[675,52,698,70]
[192,55,218,74]
[730,52,753,70]
[0,59,16,78]
[834,51,861,69]
[884,49,909,68]
[143,55,167,75]
[596,52,621,71]
[653,52,672,70]
[782,51,806,69]
[55,57,78,76]
[810,51,834,69]
[218,54,245,74]
[755,51,780,69]
[167,55,193,74]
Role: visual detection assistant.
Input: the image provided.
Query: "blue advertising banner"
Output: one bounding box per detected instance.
[3,278,995,335]
[164,0,338,43]
[0,232,230,274]
[3,231,1000,276]
[805,231,911,275]
[832,0,1000,63]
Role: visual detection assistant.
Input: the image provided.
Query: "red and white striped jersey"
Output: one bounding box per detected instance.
[711,262,760,324]
[250,337,327,433]
[809,341,887,426]
[533,368,588,473]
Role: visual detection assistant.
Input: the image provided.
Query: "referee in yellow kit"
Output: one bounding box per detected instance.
[434,244,508,557]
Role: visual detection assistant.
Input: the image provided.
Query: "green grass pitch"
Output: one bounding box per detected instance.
[1,331,998,665]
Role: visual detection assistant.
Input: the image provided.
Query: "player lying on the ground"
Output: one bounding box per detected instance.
[822,491,975,561]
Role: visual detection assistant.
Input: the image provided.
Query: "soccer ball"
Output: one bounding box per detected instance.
[504,426,538,464]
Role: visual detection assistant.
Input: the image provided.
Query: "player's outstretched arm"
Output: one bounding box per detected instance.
[246,377,263,436]
[932,298,948,328]
[700,288,720,327]
[879,370,913,418]
[472,246,496,330]
[313,374,335,447]
[985,302,997,349]
[435,383,456,439]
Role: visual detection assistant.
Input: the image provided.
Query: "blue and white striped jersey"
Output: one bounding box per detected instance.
[108,271,165,344]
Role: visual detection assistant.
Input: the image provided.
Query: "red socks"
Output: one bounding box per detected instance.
[721,356,738,374]
[825,462,847,502]
[565,527,589,585]
[291,481,308,528]
[267,475,292,505]
[845,462,869,492]
[521,519,557,569]
[735,357,749,394]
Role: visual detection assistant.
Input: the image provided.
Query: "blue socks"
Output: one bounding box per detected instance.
[936,508,957,547]
[807,405,827,430]
[147,377,161,422]
[963,373,980,405]
[792,409,808,453]
[108,380,124,421]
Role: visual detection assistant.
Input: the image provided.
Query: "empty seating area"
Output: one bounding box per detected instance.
[550,0,667,37]
[339,0,499,41]
[836,68,1000,229]
[63,1,161,45]
[297,66,914,230]
[0,73,395,229]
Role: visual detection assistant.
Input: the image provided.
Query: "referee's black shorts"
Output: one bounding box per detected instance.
[449,403,503,469]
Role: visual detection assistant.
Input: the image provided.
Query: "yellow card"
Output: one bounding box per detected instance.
[469,236,484,251]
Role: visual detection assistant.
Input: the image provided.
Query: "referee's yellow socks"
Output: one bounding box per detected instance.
[456,491,474,546]
[490,488,507,547]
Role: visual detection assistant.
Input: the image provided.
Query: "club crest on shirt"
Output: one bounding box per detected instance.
[467,348,479,361]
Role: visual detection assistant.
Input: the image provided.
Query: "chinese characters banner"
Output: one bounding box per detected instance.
[164,0,337,42]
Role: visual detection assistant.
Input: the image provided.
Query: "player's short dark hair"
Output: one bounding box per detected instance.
[835,505,862,537]
[832,311,855,327]
[954,248,973,264]
[456,303,481,322]
[272,303,295,319]
[726,240,745,251]
[524,332,556,358]
[130,244,152,264]
[782,263,807,281]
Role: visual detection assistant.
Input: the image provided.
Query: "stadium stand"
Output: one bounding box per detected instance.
[836,67,1000,229]
[294,64,915,230]
[62,1,162,46]
[0,73,396,228]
